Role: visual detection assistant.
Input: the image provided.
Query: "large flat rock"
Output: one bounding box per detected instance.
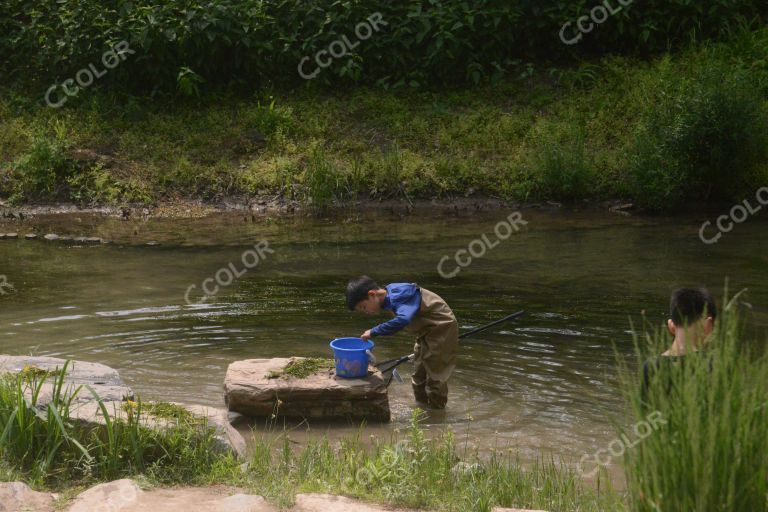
[224,358,390,421]
[0,355,134,405]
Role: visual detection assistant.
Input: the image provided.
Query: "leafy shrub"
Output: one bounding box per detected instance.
[630,67,768,210]
[3,129,153,205]
[1,0,766,92]
[6,134,75,203]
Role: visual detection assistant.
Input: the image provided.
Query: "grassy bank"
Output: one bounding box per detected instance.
[230,411,625,511]
[0,367,621,511]
[1,27,767,213]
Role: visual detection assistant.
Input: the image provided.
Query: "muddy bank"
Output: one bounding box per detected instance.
[0,196,635,221]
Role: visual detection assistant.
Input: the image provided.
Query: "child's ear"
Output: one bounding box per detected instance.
[703,316,714,335]
[367,290,377,299]
[667,319,676,336]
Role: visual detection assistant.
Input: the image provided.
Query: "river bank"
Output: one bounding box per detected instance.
[0,480,550,512]
[2,27,767,214]
[0,355,617,511]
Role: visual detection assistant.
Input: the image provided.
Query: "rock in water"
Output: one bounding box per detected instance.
[224,358,391,421]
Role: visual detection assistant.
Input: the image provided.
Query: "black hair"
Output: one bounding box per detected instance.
[670,287,717,326]
[346,275,380,310]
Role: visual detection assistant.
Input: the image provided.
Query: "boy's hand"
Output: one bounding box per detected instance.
[360,329,372,341]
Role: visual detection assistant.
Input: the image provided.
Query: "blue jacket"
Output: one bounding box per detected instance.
[370,283,421,336]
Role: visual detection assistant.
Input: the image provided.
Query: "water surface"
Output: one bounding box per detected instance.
[1,208,766,471]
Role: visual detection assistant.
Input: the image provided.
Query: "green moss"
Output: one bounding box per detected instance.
[267,358,336,380]
[19,365,64,381]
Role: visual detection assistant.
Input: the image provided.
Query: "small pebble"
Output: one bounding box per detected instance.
[146,241,160,246]
[85,237,101,244]
[24,233,37,240]
[44,234,59,241]
[5,233,18,239]
[0,233,5,239]
[73,237,88,243]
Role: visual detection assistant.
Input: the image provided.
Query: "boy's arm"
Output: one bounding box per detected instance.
[369,293,420,337]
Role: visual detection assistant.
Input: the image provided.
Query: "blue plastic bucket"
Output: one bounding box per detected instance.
[330,337,374,378]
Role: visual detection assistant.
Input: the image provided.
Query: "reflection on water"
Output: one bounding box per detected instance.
[1,209,766,472]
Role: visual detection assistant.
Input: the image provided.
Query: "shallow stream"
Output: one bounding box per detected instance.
[1,207,766,477]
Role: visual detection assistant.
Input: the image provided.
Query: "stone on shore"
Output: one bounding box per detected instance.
[67,479,143,512]
[0,481,56,512]
[178,403,248,458]
[293,494,405,512]
[0,355,245,458]
[43,234,59,241]
[224,358,390,421]
[492,508,549,512]
[0,355,134,407]
[66,480,276,512]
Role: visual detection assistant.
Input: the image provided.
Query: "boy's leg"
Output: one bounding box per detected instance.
[411,339,430,405]
[417,322,459,409]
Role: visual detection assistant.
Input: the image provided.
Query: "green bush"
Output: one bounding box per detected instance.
[630,67,768,210]
[2,131,152,205]
[4,134,75,203]
[1,0,766,93]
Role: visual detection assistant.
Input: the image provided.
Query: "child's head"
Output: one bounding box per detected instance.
[346,276,385,315]
[667,287,717,347]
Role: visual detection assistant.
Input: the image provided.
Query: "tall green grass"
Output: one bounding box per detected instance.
[1,365,627,510]
[630,65,768,210]
[0,363,226,485]
[241,410,625,511]
[617,294,768,511]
